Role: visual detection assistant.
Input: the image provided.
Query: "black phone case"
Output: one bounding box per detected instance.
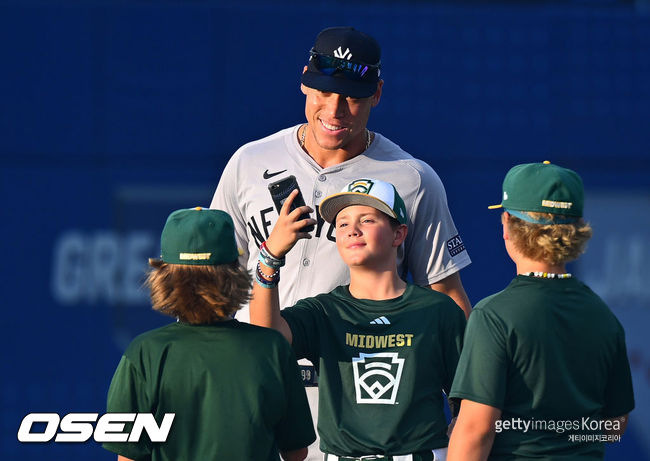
[267,175,314,232]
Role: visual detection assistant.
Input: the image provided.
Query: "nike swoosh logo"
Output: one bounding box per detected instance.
[263,169,287,179]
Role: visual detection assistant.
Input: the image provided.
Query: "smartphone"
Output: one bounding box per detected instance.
[268,175,314,232]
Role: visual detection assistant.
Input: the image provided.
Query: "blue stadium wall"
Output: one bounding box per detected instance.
[1,1,649,459]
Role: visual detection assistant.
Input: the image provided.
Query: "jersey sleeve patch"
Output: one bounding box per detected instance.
[447,234,466,257]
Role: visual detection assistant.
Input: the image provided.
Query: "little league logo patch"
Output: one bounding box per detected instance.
[348,179,374,194]
[352,352,405,404]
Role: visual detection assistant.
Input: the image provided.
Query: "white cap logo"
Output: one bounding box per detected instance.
[333,47,353,60]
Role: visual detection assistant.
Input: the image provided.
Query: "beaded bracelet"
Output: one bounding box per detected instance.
[255,261,280,289]
[259,241,285,269]
[256,261,280,281]
[254,275,278,289]
[255,275,278,289]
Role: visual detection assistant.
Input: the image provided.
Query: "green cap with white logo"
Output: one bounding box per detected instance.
[488,161,584,224]
[319,178,408,225]
[161,207,240,265]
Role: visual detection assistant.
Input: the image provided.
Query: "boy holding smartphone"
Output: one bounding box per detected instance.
[250,179,465,460]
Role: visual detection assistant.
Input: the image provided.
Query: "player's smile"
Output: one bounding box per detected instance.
[300,81,382,165]
[311,95,360,142]
[316,116,350,142]
[319,118,346,133]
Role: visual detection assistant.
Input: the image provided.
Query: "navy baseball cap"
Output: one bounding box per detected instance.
[301,27,381,98]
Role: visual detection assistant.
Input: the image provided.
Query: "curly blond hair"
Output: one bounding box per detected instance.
[506,212,593,265]
[146,259,251,324]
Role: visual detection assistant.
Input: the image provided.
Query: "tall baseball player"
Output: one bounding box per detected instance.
[211,26,471,459]
[447,162,635,460]
[251,178,466,461]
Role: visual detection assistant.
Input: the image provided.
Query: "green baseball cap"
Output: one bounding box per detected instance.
[488,161,584,224]
[319,178,408,225]
[161,207,239,265]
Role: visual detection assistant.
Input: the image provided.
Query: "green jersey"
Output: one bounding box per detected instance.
[281,284,466,456]
[103,320,315,461]
[451,276,635,460]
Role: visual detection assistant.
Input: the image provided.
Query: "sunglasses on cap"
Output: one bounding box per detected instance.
[309,49,381,81]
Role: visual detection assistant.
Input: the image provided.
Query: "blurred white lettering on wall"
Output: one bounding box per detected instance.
[51,230,155,306]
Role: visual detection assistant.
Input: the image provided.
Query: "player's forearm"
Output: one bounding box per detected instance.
[250,282,278,328]
[250,266,293,343]
[251,189,313,343]
[250,283,292,343]
[430,271,472,319]
[447,422,495,461]
[447,400,500,461]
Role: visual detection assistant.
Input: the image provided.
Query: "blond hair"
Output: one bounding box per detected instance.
[146,259,251,324]
[507,212,593,265]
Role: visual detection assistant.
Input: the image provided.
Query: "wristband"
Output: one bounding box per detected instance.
[254,276,278,289]
[258,256,278,270]
[259,241,285,269]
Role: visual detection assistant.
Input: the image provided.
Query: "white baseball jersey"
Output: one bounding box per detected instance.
[211,125,471,322]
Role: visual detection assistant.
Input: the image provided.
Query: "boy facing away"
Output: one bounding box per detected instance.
[103,207,315,461]
[447,162,634,461]
[250,179,466,461]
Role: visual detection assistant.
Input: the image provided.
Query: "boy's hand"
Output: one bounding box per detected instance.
[266,189,316,258]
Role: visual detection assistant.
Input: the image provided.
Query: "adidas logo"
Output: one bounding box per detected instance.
[370,316,390,325]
